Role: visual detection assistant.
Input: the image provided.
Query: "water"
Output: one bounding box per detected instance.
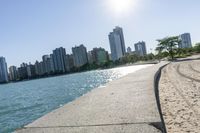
[0,65,151,133]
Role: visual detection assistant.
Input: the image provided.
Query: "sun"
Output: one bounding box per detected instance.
[108,0,133,15]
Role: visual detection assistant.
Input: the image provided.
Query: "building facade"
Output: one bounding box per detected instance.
[66,54,74,70]
[35,61,41,76]
[27,64,36,78]
[9,66,18,81]
[42,55,50,74]
[49,54,55,73]
[87,51,94,64]
[179,33,192,48]
[91,47,109,65]
[127,47,132,54]
[72,44,88,67]
[134,41,147,56]
[109,26,126,61]
[42,55,55,74]
[52,47,68,73]
[0,57,9,83]
[18,63,28,80]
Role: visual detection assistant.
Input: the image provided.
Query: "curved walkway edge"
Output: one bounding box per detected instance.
[16,62,168,133]
[154,62,169,133]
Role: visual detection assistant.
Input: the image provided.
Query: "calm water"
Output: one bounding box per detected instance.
[0,65,151,133]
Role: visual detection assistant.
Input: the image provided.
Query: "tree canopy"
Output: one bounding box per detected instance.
[156,36,180,60]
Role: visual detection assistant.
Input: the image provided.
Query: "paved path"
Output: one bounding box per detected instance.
[16,62,167,133]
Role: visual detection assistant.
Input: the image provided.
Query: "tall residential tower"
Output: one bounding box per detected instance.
[0,57,9,83]
[9,66,18,81]
[179,33,192,48]
[109,26,126,61]
[134,41,147,56]
[72,44,88,67]
[52,47,69,73]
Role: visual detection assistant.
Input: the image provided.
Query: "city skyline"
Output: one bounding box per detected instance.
[0,31,195,68]
[0,28,192,83]
[1,42,113,82]
[1,0,200,66]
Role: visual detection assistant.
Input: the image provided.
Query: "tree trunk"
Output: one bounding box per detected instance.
[169,50,174,60]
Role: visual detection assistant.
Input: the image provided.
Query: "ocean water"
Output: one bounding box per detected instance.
[0,64,152,133]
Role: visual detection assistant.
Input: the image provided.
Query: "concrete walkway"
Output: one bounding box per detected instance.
[16,62,167,133]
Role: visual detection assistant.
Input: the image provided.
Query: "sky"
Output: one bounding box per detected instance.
[0,0,200,67]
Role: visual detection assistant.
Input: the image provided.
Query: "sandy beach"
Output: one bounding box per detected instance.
[159,60,200,133]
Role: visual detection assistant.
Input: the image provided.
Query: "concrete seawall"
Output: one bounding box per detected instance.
[16,62,168,133]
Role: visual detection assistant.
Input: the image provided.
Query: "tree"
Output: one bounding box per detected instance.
[156,36,180,60]
[193,42,200,53]
[176,48,185,57]
[155,46,164,60]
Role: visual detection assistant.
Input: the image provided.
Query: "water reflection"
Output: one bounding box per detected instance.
[0,64,152,133]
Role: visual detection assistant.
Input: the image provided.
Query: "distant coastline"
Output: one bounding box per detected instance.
[0,60,158,85]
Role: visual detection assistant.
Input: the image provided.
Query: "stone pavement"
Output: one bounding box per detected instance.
[16,62,167,133]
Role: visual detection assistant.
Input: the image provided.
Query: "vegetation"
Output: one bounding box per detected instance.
[67,53,158,74]
[13,40,200,82]
[193,42,200,53]
[31,42,200,80]
[156,36,180,60]
[155,36,200,60]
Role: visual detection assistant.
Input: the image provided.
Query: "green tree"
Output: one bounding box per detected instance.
[193,42,200,53]
[156,36,180,60]
[155,45,164,60]
[176,48,184,57]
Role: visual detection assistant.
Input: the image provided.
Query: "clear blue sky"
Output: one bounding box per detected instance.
[0,0,200,67]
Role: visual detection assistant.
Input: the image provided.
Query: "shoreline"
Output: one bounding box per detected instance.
[0,60,158,85]
[1,64,154,133]
[16,61,167,133]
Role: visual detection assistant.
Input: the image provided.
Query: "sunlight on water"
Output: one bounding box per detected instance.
[110,65,151,77]
[0,64,152,133]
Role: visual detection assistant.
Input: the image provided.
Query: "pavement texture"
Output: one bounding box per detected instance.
[159,59,200,133]
[16,62,167,133]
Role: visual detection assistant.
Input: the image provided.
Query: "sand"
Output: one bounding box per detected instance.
[159,60,200,133]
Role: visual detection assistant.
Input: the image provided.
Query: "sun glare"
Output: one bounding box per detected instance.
[108,0,134,15]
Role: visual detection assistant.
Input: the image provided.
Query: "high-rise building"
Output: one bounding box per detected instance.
[91,47,109,65]
[109,26,126,61]
[0,57,9,83]
[127,47,132,54]
[134,41,147,56]
[42,55,50,74]
[65,54,72,71]
[27,64,36,78]
[49,54,55,73]
[52,47,68,73]
[87,51,94,64]
[35,61,47,76]
[179,33,192,48]
[39,61,45,75]
[113,26,126,55]
[35,61,40,76]
[68,54,74,69]
[18,63,28,80]
[9,66,18,81]
[72,44,88,67]
[42,55,55,74]
[20,63,28,68]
